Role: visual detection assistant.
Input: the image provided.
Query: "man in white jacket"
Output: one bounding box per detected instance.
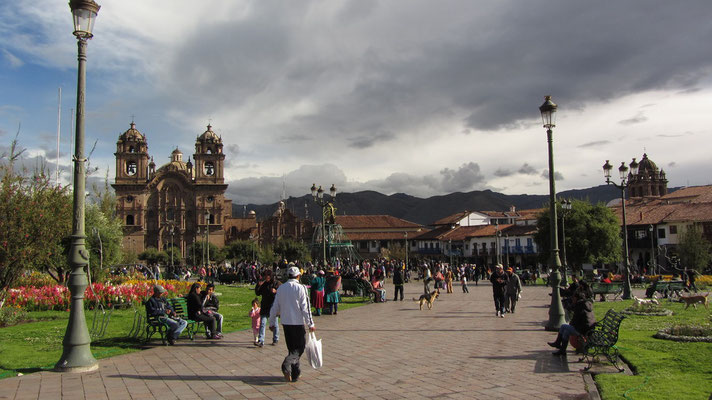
[269,265,316,382]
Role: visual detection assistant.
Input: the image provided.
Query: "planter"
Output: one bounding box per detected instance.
[654,327,712,343]
[621,308,673,317]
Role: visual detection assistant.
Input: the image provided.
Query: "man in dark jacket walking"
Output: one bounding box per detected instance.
[393,264,405,301]
[255,269,281,346]
[490,264,509,317]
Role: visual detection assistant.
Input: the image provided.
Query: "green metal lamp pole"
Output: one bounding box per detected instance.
[603,159,638,300]
[56,0,100,373]
[204,211,210,268]
[560,199,572,284]
[311,183,337,267]
[540,95,566,331]
[649,224,656,275]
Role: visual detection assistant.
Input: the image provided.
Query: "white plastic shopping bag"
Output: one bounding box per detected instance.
[305,331,322,369]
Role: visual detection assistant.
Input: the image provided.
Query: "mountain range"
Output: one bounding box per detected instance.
[232,184,638,226]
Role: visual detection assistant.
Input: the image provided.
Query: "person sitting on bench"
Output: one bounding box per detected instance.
[548,282,595,356]
[145,285,187,345]
[186,283,219,340]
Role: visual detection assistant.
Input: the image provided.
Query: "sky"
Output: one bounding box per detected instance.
[1,1,711,205]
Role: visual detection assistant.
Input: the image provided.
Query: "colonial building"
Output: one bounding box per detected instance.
[258,201,315,246]
[334,215,423,257]
[112,123,231,259]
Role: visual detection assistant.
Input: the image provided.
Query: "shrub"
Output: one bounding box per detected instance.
[0,306,28,327]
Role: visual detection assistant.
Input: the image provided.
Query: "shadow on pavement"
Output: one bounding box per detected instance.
[110,374,286,386]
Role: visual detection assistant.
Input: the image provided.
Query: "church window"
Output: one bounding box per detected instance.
[126,215,135,225]
[129,146,135,153]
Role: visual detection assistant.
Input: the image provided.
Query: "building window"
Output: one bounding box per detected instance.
[465,244,469,250]
[669,225,677,234]
[126,215,134,225]
[657,228,666,239]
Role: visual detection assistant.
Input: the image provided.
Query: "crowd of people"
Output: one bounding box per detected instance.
[144,256,611,381]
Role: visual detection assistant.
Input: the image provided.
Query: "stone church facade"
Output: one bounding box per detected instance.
[112,122,233,260]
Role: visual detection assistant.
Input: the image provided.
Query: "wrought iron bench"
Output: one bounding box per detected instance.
[143,297,200,345]
[645,280,685,299]
[580,309,626,372]
[591,282,624,301]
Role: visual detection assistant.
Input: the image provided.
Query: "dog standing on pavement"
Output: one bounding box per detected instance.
[414,290,439,310]
[680,293,709,310]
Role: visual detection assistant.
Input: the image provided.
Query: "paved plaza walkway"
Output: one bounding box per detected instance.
[0,282,602,399]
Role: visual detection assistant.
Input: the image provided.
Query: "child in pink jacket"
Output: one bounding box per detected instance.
[249,298,261,344]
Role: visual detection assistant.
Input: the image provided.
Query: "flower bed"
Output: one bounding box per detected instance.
[620,302,673,316]
[654,324,712,343]
[5,280,193,311]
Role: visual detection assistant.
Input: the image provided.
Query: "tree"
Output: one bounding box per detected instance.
[534,200,622,270]
[677,225,711,272]
[1,139,73,307]
[186,241,222,266]
[224,240,259,263]
[138,247,169,266]
[85,203,124,282]
[273,238,310,263]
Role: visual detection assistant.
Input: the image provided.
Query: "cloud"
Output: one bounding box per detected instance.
[439,162,486,192]
[518,163,538,175]
[541,170,564,181]
[578,140,611,148]
[668,162,676,168]
[494,168,513,177]
[618,112,647,125]
[2,49,23,67]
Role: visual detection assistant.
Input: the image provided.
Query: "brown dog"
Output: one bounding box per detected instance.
[680,293,709,310]
[414,290,439,310]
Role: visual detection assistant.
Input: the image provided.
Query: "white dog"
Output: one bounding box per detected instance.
[633,295,659,305]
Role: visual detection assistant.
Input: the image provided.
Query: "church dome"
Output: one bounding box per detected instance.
[197,124,221,143]
[156,160,188,174]
[118,122,145,142]
[637,153,658,173]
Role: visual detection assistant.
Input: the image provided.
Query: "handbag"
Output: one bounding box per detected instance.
[305,331,323,369]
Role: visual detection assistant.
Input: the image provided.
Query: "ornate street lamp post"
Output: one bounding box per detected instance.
[603,158,638,299]
[404,232,409,270]
[204,211,210,268]
[540,95,565,331]
[169,224,175,269]
[560,199,572,284]
[649,224,656,275]
[56,0,100,373]
[495,224,501,265]
[311,183,336,267]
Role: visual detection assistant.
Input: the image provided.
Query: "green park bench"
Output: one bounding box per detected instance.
[591,282,624,301]
[342,278,376,302]
[144,297,201,345]
[645,280,685,299]
[580,309,627,372]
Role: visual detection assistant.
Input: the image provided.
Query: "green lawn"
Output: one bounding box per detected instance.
[592,299,712,400]
[0,284,370,379]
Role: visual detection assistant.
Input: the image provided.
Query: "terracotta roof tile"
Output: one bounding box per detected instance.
[334,215,421,229]
[660,185,712,204]
[432,211,471,226]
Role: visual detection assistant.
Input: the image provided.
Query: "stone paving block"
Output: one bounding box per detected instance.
[0,282,618,399]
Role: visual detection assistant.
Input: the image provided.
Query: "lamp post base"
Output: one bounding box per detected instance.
[545,270,566,331]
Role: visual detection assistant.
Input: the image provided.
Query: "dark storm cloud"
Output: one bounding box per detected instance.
[226,144,240,155]
[170,1,712,144]
[578,140,611,148]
